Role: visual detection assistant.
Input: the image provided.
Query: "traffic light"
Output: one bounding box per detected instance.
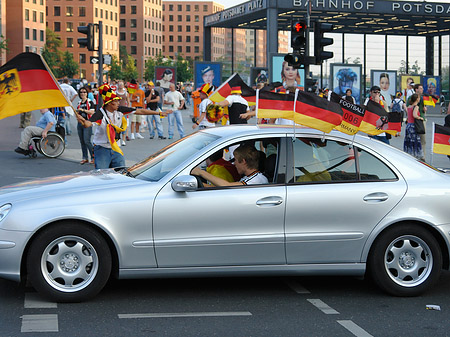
[314,21,334,64]
[291,20,307,52]
[78,23,95,51]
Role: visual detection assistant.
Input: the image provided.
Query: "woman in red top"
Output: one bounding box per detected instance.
[403,93,424,160]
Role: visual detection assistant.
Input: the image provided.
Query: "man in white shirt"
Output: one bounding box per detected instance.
[164,83,185,139]
[192,83,215,130]
[60,78,78,136]
[216,86,250,124]
[191,144,268,186]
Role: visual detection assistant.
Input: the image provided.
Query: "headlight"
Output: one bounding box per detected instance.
[0,204,12,222]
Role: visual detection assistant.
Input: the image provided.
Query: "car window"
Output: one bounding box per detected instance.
[356,148,397,181]
[128,133,219,181]
[292,138,356,183]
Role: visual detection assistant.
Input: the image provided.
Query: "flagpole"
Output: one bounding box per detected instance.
[39,54,77,115]
[255,88,260,121]
[293,88,300,140]
[431,122,435,165]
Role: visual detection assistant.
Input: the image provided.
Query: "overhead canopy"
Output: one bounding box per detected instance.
[204,0,450,36]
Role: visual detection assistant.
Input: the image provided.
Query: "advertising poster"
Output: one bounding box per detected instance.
[400,74,422,99]
[155,66,176,93]
[371,70,397,107]
[330,64,362,104]
[194,62,222,91]
[250,67,269,87]
[270,54,305,89]
[423,76,440,98]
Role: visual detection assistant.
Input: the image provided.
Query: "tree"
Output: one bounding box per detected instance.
[108,54,123,81]
[119,45,129,67]
[0,35,8,64]
[122,55,138,81]
[42,28,63,78]
[59,51,79,78]
[175,54,193,83]
[398,59,424,75]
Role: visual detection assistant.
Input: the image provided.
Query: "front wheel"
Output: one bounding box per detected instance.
[27,223,112,302]
[368,224,442,296]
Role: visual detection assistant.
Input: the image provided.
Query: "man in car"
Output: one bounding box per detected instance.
[192,144,268,186]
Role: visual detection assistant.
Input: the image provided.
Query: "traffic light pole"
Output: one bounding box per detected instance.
[97,21,103,88]
[305,0,311,81]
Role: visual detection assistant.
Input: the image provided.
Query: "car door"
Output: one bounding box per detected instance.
[284,136,408,264]
[152,136,288,268]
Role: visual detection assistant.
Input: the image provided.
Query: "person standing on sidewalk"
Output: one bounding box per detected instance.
[129,80,145,140]
[59,78,77,136]
[76,87,95,164]
[145,81,166,139]
[164,83,185,139]
[116,80,130,146]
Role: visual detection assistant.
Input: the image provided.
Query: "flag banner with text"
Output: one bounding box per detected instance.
[433,124,450,156]
[257,90,295,120]
[329,92,365,135]
[294,90,343,133]
[0,52,69,120]
[209,73,256,106]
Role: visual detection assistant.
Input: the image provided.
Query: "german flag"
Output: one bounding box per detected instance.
[127,82,138,94]
[386,111,402,135]
[294,90,343,133]
[209,73,256,106]
[0,52,69,120]
[330,92,364,135]
[359,99,389,136]
[423,94,439,107]
[433,124,450,156]
[257,90,295,120]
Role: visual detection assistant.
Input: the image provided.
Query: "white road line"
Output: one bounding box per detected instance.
[118,311,253,319]
[285,280,311,294]
[307,299,340,314]
[24,293,57,309]
[337,320,373,337]
[21,314,58,333]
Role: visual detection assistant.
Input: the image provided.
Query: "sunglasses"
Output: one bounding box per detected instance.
[372,91,380,94]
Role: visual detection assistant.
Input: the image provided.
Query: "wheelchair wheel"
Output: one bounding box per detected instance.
[40,133,65,158]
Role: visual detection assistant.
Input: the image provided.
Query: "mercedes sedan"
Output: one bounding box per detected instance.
[1,125,450,302]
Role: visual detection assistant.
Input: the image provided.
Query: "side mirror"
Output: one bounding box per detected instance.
[171,175,199,192]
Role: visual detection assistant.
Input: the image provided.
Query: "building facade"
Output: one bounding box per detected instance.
[0,0,5,65]
[5,0,46,62]
[162,1,224,61]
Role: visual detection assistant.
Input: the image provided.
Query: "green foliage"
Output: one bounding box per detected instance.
[42,28,64,78]
[144,54,172,81]
[398,59,425,75]
[108,54,123,81]
[174,54,193,83]
[0,35,9,52]
[122,55,138,82]
[119,45,129,67]
[59,51,79,78]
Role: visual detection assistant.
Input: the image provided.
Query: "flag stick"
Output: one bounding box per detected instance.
[430,122,435,165]
[255,88,260,121]
[293,88,299,140]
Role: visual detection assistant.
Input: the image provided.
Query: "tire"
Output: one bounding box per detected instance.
[27,223,112,302]
[40,133,65,158]
[368,224,442,296]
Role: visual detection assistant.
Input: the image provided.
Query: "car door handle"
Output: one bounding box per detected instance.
[256,196,283,206]
[363,192,388,202]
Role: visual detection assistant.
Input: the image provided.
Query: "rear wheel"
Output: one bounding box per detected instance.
[40,133,65,158]
[27,223,112,302]
[368,224,442,296]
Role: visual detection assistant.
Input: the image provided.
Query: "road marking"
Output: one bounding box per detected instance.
[21,314,58,333]
[285,280,311,294]
[338,320,373,337]
[24,293,57,309]
[307,299,339,314]
[118,311,253,319]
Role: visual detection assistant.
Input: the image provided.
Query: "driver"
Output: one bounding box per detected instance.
[192,144,268,186]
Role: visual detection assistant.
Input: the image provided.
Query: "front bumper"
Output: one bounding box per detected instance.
[0,229,32,282]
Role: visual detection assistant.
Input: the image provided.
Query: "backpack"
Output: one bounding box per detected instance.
[392,99,402,113]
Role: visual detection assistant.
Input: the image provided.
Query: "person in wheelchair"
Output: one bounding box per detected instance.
[15,108,56,156]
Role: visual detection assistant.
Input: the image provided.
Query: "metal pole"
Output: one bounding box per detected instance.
[406,35,409,74]
[363,34,366,98]
[231,29,234,73]
[385,35,388,70]
[97,21,103,87]
[342,33,345,63]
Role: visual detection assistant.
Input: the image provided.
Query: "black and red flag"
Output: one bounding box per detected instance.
[294,90,343,133]
[423,94,439,107]
[257,90,295,121]
[0,52,69,120]
[329,91,365,135]
[209,73,256,106]
[359,99,390,136]
[433,124,450,156]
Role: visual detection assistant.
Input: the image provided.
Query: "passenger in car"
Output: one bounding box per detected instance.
[192,144,268,186]
[205,150,240,183]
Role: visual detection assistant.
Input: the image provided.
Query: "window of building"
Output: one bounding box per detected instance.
[115,27,118,36]
[54,22,61,32]
[203,4,208,11]
[115,12,118,21]
[32,29,37,40]
[40,12,44,23]
[40,30,44,41]
[120,5,126,14]
[194,36,199,43]
[195,46,199,53]
[178,46,182,53]
[195,26,199,32]
[105,10,108,20]
[178,25,182,32]
[66,22,73,32]
[25,28,30,40]
[186,15,191,22]
[66,6,73,16]
[169,25,173,32]
[169,46,173,52]
[186,46,191,53]
[178,4,182,11]
[131,46,137,55]
[194,4,199,11]
[32,10,37,22]
[66,37,73,47]
[177,36,182,42]
[80,53,86,64]
[178,15,182,21]
[100,9,103,18]
[130,19,136,28]
[131,5,137,14]
[120,32,126,41]
[186,4,190,11]
[120,19,126,27]
[131,32,137,41]
[169,15,173,21]
[95,8,98,17]
[186,25,190,32]
[169,4,173,11]
[195,15,199,22]
[104,25,108,35]
[186,36,191,42]
[169,36,173,42]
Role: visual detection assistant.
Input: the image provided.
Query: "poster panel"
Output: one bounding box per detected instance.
[270,53,305,89]
[330,64,362,104]
[371,70,397,107]
[155,66,176,93]
[194,61,222,91]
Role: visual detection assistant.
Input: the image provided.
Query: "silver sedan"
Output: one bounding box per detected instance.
[1,125,450,302]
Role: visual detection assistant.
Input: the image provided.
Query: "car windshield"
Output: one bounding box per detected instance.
[126,132,220,182]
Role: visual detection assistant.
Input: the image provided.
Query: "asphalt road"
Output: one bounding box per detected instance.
[1,106,450,336]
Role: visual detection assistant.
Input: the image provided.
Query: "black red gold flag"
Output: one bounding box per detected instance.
[209,73,256,106]
[359,99,389,136]
[294,90,343,133]
[387,111,402,135]
[433,124,450,156]
[423,94,439,107]
[330,92,365,135]
[0,52,69,120]
[256,90,295,120]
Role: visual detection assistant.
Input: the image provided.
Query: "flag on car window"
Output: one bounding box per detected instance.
[359,99,390,136]
[294,90,343,133]
[329,91,364,135]
[432,123,450,156]
[256,90,295,120]
[423,94,439,107]
[0,52,70,120]
[209,73,256,106]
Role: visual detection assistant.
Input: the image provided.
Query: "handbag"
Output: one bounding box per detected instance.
[414,118,425,134]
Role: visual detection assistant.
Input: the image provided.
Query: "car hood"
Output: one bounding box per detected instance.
[0,169,143,202]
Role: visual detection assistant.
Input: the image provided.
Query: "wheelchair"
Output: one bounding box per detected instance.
[28,132,65,158]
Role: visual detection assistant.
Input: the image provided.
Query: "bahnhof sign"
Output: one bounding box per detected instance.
[203,0,450,86]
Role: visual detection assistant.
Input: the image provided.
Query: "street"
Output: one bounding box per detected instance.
[1,107,450,336]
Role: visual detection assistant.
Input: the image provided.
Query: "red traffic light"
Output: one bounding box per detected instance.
[293,21,307,33]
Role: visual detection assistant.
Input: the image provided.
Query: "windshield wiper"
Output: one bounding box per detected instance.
[120,167,135,178]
